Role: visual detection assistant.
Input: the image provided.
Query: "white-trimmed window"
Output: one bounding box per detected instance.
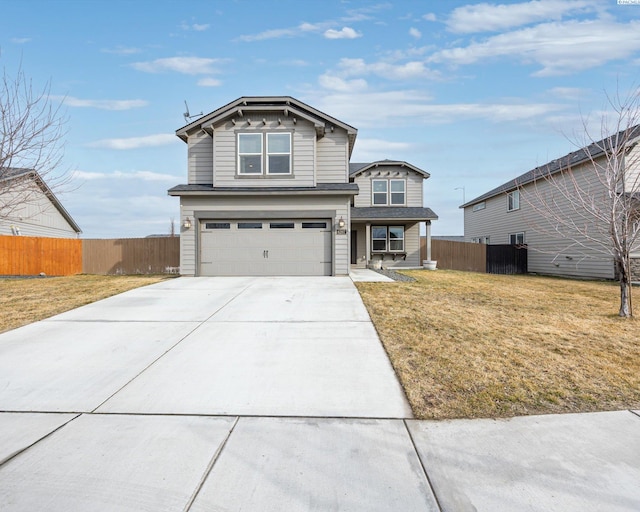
[238,133,262,174]
[266,133,291,174]
[472,236,490,244]
[390,179,406,205]
[472,202,486,212]
[372,225,405,252]
[509,232,525,244]
[237,132,291,175]
[508,190,520,211]
[372,180,388,205]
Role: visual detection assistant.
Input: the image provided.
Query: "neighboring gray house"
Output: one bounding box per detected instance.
[462,126,640,280]
[0,168,81,238]
[169,96,437,276]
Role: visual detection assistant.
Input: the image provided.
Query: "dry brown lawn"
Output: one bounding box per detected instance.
[356,270,640,420]
[0,274,171,333]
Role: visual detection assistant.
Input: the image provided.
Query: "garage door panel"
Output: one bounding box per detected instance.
[200,220,332,276]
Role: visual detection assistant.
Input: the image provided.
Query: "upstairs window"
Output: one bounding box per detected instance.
[372,179,406,205]
[372,180,388,205]
[238,133,262,174]
[472,202,486,212]
[390,180,406,205]
[267,133,291,174]
[507,190,520,211]
[237,132,291,175]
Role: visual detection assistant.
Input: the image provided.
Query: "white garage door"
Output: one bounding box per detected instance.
[199,219,332,276]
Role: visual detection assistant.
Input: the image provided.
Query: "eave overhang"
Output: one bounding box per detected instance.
[350,206,438,222]
[168,183,359,197]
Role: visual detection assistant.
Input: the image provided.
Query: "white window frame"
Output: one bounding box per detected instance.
[371,225,405,252]
[508,190,520,211]
[266,133,292,175]
[237,133,263,175]
[237,132,292,176]
[472,202,486,212]
[372,225,388,251]
[372,180,388,205]
[509,232,525,244]
[390,179,406,205]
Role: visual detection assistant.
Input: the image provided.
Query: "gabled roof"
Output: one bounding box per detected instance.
[176,96,358,157]
[0,168,82,233]
[349,160,430,178]
[462,124,640,208]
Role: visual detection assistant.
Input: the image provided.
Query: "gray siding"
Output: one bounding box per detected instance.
[316,130,348,183]
[188,131,213,185]
[353,167,423,208]
[179,195,350,276]
[0,189,78,238]
[212,114,316,187]
[465,160,614,279]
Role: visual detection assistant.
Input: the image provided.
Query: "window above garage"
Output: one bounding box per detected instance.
[238,132,291,176]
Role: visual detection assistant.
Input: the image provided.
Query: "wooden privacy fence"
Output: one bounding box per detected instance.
[0,235,82,276]
[420,238,527,274]
[82,237,180,275]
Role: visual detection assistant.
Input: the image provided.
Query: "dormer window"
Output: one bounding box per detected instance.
[372,179,406,205]
[237,132,291,175]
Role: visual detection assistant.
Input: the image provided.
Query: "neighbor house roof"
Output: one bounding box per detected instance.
[349,160,430,178]
[0,168,82,233]
[461,124,640,208]
[350,206,438,221]
[176,96,359,158]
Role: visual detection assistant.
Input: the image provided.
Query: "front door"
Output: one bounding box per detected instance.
[350,230,357,265]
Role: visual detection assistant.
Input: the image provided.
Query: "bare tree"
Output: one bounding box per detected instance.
[519,87,640,317]
[169,217,176,237]
[0,62,67,220]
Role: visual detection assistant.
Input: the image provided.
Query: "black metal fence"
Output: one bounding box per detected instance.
[486,245,528,274]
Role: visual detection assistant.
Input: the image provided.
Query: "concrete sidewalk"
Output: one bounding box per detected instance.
[0,277,638,511]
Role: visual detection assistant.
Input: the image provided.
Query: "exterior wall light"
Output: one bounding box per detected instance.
[338,217,346,229]
[183,217,192,229]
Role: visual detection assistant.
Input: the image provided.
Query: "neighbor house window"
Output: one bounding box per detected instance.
[372,180,388,205]
[237,132,291,175]
[238,133,262,174]
[508,190,520,211]
[372,226,405,252]
[472,202,486,212]
[266,133,291,174]
[390,180,406,205]
[509,232,525,244]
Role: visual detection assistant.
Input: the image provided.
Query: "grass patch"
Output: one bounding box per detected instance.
[0,274,171,333]
[356,270,640,420]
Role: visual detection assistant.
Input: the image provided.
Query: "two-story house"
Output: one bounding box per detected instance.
[169,96,437,276]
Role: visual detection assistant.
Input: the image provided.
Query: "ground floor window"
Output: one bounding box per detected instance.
[509,232,525,244]
[372,225,405,252]
[472,236,490,244]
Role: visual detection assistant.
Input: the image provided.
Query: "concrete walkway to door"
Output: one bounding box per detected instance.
[0,276,638,511]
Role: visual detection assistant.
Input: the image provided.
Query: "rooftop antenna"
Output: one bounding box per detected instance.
[183,101,203,123]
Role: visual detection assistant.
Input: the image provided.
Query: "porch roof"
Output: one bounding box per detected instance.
[351,206,438,222]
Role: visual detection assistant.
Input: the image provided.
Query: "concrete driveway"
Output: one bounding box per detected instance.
[0,276,638,511]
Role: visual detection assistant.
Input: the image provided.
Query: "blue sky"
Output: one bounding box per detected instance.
[1,0,640,238]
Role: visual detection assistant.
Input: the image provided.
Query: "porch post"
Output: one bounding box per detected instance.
[365,223,371,268]
[426,220,432,261]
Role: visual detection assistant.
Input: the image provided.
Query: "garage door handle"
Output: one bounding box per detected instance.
[263,250,269,258]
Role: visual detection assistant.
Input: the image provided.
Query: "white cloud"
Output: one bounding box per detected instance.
[423,13,437,22]
[318,74,368,92]
[324,27,362,39]
[236,22,324,42]
[53,96,148,111]
[101,46,141,55]
[72,169,179,182]
[10,37,31,44]
[351,138,414,161]
[131,56,220,75]
[87,134,179,150]
[446,0,599,34]
[197,77,222,87]
[71,170,108,180]
[192,23,210,31]
[430,18,640,76]
[335,57,440,80]
[312,89,563,128]
[548,87,589,100]
[409,27,422,39]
